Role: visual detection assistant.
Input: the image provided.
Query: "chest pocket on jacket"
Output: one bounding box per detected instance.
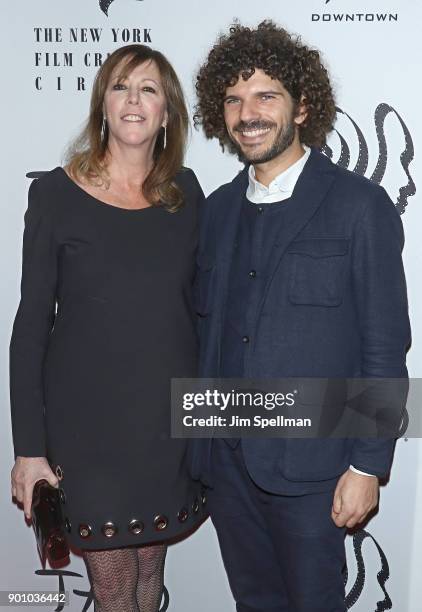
[195,253,215,316]
[287,238,349,307]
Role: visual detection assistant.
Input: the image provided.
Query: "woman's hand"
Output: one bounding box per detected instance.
[11,457,59,520]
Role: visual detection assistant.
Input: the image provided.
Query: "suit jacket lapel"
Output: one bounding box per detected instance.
[255,149,338,320]
[214,168,248,368]
[217,168,249,265]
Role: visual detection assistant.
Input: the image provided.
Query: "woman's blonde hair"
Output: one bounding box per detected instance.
[66,44,189,212]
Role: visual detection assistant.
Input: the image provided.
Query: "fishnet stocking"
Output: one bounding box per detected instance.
[83,544,168,612]
[136,543,167,612]
[83,547,139,612]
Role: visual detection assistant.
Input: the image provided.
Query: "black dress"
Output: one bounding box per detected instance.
[10,166,208,549]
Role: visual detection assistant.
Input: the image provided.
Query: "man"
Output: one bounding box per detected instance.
[191,21,410,612]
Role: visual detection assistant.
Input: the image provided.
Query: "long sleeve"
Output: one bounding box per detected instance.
[349,187,411,477]
[9,179,58,458]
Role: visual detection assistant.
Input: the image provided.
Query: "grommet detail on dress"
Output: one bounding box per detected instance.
[129,519,144,535]
[201,491,207,506]
[79,524,92,539]
[192,498,199,514]
[55,465,64,480]
[65,518,71,533]
[177,507,188,523]
[154,515,168,531]
[59,489,66,504]
[102,522,117,538]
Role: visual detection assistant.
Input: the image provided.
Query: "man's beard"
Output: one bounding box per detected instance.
[230,118,296,164]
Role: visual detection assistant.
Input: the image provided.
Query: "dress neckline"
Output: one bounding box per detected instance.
[57,167,155,213]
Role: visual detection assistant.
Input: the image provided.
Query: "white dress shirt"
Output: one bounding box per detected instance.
[245,146,376,479]
[246,146,311,204]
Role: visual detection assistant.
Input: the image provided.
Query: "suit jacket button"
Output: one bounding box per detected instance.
[242,336,250,343]
[192,498,199,514]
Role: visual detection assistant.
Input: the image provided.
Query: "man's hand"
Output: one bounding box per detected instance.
[331,468,379,528]
[11,457,59,520]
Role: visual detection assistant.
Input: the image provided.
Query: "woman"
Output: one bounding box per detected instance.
[10,44,207,611]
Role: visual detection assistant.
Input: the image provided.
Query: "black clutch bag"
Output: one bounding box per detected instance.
[31,479,69,566]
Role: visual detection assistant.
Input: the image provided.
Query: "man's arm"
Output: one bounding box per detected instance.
[350,186,410,473]
[332,186,410,527]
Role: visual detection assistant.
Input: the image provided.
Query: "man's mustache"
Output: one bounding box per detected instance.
[233,121,276,132]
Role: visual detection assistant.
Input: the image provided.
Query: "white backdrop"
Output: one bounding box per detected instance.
[1,0,420,610]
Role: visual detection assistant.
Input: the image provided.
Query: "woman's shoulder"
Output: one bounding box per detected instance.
[174,166,204,203]
[25,167,69,217]
[29,166,68,198]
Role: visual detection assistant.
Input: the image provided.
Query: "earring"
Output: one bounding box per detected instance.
[101,117,106,141]
[163,125,167,149]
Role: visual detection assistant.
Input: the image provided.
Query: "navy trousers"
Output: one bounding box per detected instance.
[207,440,347,612]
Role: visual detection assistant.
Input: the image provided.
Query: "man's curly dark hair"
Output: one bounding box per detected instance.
[194,20,336,151]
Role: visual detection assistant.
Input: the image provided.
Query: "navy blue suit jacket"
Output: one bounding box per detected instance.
[190,148,410,493]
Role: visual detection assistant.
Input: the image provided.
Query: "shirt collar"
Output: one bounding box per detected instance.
[247,146,311,204]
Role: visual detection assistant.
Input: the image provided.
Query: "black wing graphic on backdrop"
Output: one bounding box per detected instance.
[99,0,115,16]
[345,529,392,610]
[321,104,416,215]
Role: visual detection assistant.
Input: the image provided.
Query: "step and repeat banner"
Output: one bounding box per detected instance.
[1,0,420,610]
